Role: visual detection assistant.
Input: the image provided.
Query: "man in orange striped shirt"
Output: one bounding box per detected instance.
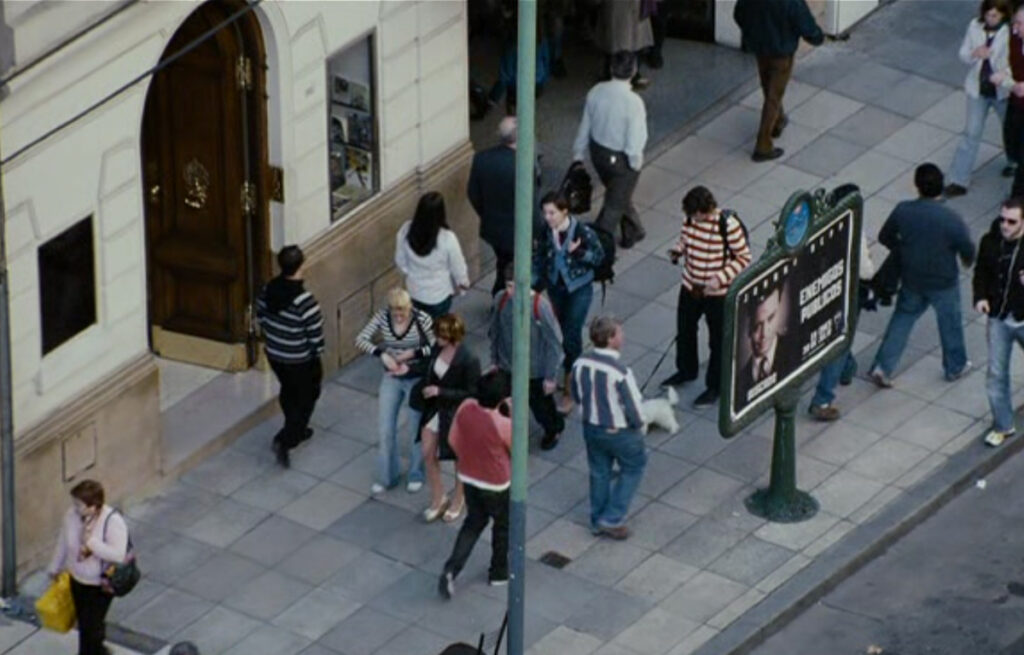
[661,186,752,407]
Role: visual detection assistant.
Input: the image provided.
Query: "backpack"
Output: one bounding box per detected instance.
[559,162,593,215]
[718,209,749,260]
[497,290,542,321]
[587,222,617,287]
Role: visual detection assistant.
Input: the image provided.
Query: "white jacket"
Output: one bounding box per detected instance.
[959,19,1010,99]
[395,222,470,305]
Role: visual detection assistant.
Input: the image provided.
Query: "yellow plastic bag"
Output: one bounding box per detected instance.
[35,572,76,633]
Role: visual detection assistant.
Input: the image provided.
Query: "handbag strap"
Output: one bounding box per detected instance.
[101,509,134,558]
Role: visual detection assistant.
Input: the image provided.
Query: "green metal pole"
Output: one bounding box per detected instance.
[508,1,537,654]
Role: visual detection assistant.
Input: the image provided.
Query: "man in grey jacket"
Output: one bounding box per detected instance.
[489,262,565,450]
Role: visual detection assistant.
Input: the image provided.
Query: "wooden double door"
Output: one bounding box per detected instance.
[141,0,270,371]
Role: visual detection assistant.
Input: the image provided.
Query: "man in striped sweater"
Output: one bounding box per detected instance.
[256,245,326,467]
[571,316,647,540]
[661,186,752,408]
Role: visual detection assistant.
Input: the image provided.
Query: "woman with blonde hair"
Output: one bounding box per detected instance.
[48,479,128,655]
[356,287,436,494]
[415,313,480,522]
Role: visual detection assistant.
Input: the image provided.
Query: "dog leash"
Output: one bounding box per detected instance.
[639,338,675,394]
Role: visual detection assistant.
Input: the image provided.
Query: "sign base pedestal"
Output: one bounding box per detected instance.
[745,487,819,523]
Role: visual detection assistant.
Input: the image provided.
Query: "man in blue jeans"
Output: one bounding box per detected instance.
[972,197,1024,447]
[571,315,647,540]
[869,163,976,388]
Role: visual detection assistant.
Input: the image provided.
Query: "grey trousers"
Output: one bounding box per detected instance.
[589,140,644,243]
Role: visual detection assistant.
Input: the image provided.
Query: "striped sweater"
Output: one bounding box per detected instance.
[670,211,751,296]
[355,308,435,363]
[570,348,644,430]
[256,277,325,363]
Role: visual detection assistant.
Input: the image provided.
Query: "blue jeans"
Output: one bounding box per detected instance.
[811,349,857,407]
[872,286,968,379]
[582,423,648,529]
[986,318,1024,433]
[377,374,424,487]
[949,94,1007,187]
[548,282,594,374]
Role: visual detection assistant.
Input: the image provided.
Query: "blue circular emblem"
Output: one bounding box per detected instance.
[784,200,810,249]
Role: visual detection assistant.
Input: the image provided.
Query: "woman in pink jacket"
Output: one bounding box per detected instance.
[48,480,128,655]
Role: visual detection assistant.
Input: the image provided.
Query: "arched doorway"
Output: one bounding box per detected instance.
[141,0,270,372]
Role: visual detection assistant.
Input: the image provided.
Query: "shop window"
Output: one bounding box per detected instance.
[38,216,96,355]
[327,35,379,222]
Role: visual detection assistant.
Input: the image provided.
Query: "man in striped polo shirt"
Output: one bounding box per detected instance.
[661,186,752,408]
[256,245,325,467]
[571,316,647,540]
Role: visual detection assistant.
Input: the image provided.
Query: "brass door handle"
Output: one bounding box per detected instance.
[149,184,161,205]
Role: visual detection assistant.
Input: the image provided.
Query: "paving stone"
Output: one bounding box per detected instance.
[529,465,590,515]
[278,481,364,530]
[230,515,318,565]
[613,258,683,303]
[812,469,887,518]
[894,451,949,490]
[755,510,841,551]
[593,644,644,655]
[168,605,263,655]
[666,625,719,655]
[894,404,975,450]
[124,481,223,532]
[182,448,271,496]
[659,417,730,464]
[844,390,928,436]
[786,134,867,177]
[373,626,452,655]
[615,552,699,602]
[804,519,857,558]
[707,587,768,631]
[417,588,508,641]
[802,417,885,466]
[318,606,407,655]
[140,534,219,586]
[323,499,417,548]
[661,517,748,568]
[705,434,772,484]
[702,151,777,193]
[874,74,953,118]
[828,106,910,149]
[625,501,699,551]
[660,469,746,516]
[365,569,446,623]
[917,89,968,132]
[695,105,761,148]
[277,534,364,585]
[611,607,700,655]
[637,451,696,499]
[322,550,413,603]
[831,148,913,197]
[567,541,652,587]
[827,61,909,104]
[175,550,267,603]
[288,434,369,479]
[124,587,214,640]
[107,576,167,624]
[272,587,362,641]
[655,135,733,181]
[526,518,600,561]
[221,624,311,655]
[329,449,380,494]
[743,165,824,208]
[875,120,957,163]
[527,626,603,655]
[634,164,689,209]
[755,552,813,593]
[564,587,654,641]
[846,436,932,484]
[789,90,864,131]
[660,571,749,624]
[933,373,992,419]
[232,467,321,512]
[707,535,795,586]
[297,645,339,655]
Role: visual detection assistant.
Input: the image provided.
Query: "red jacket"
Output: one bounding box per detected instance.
[448,400,512,491]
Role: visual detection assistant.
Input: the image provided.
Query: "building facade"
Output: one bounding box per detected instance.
[1,0,478,573]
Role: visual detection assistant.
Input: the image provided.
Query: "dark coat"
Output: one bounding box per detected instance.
[973,218,1024,321]
[878,198,975,293]
[733,0,824,57]
[735,334,800,409]
[418,343,481,460]
[467,145,544,254]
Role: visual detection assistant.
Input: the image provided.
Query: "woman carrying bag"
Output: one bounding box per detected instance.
[47,479,128,655]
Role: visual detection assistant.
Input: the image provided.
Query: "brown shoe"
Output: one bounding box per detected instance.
[598,524,630,540]
[752,147,784,162]
[809,404,840,422]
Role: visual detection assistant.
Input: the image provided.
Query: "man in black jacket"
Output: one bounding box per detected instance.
[734,0,824,162]
[973,197,1024,447]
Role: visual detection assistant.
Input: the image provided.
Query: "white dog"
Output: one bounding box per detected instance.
[640,386,680,435]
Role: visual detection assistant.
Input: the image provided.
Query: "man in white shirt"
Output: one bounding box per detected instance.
[572,50,649,249]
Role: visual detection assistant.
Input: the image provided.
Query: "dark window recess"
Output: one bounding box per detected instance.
[38,217,97,354]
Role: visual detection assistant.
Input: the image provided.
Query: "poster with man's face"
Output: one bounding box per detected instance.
[728,209,856,424]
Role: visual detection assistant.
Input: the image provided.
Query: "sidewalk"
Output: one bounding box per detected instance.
[10,1,1022,654]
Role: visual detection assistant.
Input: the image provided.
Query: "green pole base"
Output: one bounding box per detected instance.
[745,487,819,523]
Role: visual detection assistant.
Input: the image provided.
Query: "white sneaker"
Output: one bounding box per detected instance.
[984,429,1014,447]
[406,480,424,493]
[370,483,386,495]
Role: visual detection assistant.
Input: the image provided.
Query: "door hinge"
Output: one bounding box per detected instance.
[236,55,253,92]
[241,180,256,216]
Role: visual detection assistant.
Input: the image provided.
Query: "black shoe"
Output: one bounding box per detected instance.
[273,441,290,468]
[752,147,784,162]
[693,389,719,408]
[660,372,695,387]
[438,571,455,600]
[1004,165,1017,178]
[540,433,561,451]
[619,236,636,249]
[647,51,664,69]
[300,427,314,443]
[771,115,789,139]
[551,58,567,78]
[944,183,967,198]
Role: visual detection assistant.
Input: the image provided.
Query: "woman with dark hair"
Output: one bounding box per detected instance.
[416,313,480,523]
[533,191,605,413]
[48,479,128,655]
[946,0,1011,197]
[395,192,471,318]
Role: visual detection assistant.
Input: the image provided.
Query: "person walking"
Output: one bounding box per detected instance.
[438,371,513,599]
[416,313,481,524]
[48,480,128,655]
[256,245,325,468]
[355,287,435,495]
[869,164,976,387]
[661,186,752,408]
[489,261,565,450]
[733,0,824,162]
[533,191,605,414]
[571,316,647,540]
[395,191,471,319]
[946,0,1012,198]
[595,0,654,89]
[1004,7,1024,186]
[973,197,1024,446]
[572,50,649,249]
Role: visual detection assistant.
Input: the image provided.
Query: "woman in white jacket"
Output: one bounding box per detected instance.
[395,192,470,319]
[48,479,128,655]
[946,0,1011,197]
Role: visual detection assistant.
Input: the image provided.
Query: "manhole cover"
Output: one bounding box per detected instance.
[539,551,571,569]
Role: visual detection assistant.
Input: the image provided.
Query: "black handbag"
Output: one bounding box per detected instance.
[404,314,432,379]
[409,378,429,413]
[100,510,141,597]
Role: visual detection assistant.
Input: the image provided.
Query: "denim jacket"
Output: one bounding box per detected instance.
[533,216,604,294]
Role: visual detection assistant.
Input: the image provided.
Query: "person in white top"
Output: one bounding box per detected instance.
[572,50,649,249]
[395,192,470,319]
[48,479,129,655]
[946,0,1012,197]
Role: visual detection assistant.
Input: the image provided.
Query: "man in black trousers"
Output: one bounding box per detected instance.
[256,245,325,467]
